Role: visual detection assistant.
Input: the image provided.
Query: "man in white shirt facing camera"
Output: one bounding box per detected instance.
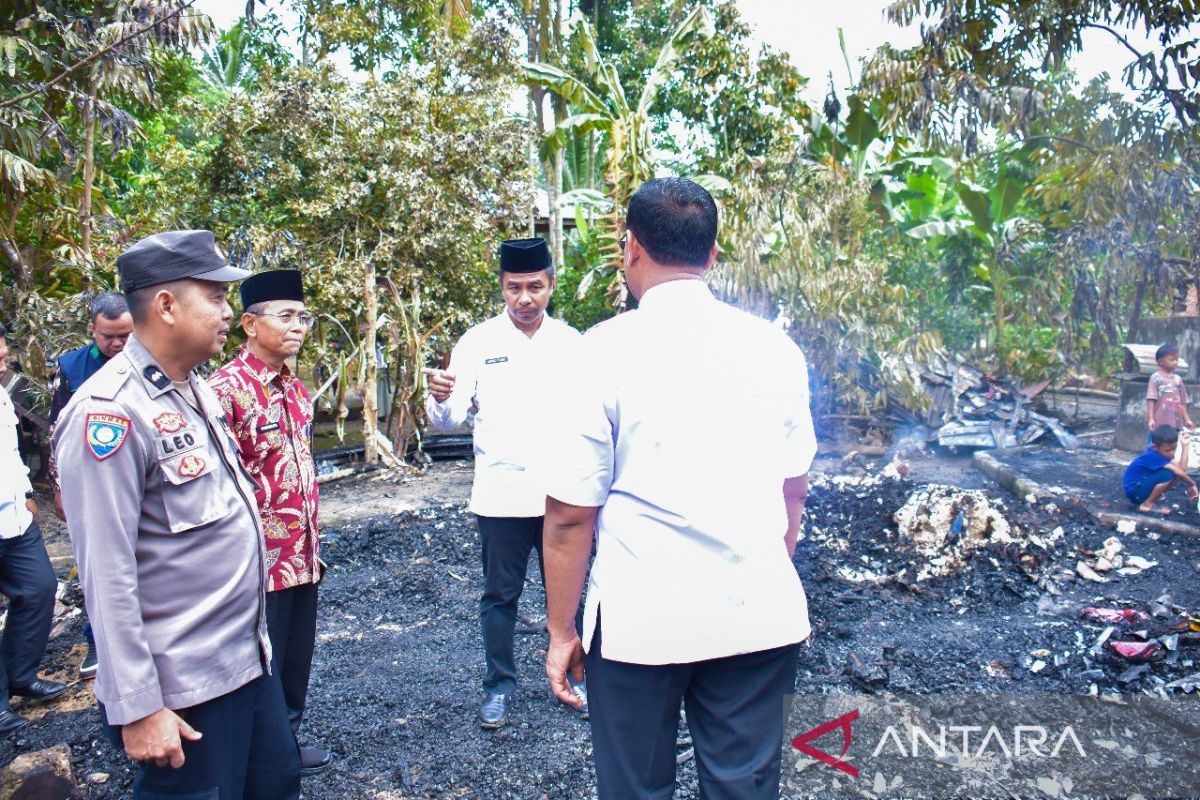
[425,237,582,729]
[543,178,817,799]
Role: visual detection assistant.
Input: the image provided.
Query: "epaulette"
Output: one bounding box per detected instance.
[81,355,134,402]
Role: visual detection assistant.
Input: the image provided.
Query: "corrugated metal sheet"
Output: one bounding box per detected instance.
[1122,344,1190,377]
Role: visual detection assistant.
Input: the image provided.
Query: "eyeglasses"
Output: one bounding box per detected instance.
[618,233,627,252]
[254,311,316,329]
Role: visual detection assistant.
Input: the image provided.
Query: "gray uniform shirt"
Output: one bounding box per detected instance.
[53,335,270,725]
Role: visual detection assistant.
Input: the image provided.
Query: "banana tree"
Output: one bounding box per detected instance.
[201,22,251,92]
[892,154,1049,354]
[806,93,882,182]
[524,6,715,308]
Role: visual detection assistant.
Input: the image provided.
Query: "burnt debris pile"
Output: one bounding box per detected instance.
[874,353,1078,450]
[800,468,1200,697]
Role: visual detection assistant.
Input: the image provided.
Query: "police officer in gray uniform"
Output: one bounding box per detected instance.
[53,230,301,799]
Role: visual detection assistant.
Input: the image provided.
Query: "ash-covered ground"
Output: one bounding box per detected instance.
[6,454,1200,798]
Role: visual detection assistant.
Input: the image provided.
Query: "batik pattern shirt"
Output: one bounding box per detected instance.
[210,349,320,591]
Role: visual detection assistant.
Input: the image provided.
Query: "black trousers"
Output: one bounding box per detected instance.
[0,521,56,701]
[586,614,801,800]
[477,515,545,694]
[125,672,301,800]
[264,582,318,734]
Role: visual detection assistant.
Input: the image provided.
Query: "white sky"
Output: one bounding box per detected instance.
[194,0,1159,100]
[735,0,1159,103]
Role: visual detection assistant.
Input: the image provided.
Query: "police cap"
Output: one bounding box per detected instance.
[118,230,251,293]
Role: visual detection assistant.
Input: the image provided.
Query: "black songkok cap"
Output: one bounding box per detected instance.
[240,270,305,310]
[499,238,552,274]
[118,230,251,292]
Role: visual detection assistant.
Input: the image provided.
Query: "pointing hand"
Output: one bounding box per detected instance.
[422,368,456,404]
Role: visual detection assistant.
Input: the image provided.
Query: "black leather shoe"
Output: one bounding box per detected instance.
[80,644,98,678]
[10,679,68,703]
[0,704,29,734]
[479,692,510,729]
[299,745,332,776]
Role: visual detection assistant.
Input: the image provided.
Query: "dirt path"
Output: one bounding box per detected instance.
[6,451,1200,797]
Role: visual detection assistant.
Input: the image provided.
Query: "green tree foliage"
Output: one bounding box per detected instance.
[864,0,1200,380]
[200,16,293,93]
[1,1,211,402]
[869,0,1200,144]
[139,23,531,452]
[525,6,714,307]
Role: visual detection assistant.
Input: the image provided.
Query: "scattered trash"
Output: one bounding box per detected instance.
[1081,607,1150,625]
[1165,672,1200,693]
[1075,537,1157,581]
[984,661,1010,678]
[1116,519,1138,534]
[881,454,910,480]
[1075,561,1109,583]
[1117,663,1153,684]
[1092,626,1117,653]
[845,652,888,690]
[1108,641,1164,662]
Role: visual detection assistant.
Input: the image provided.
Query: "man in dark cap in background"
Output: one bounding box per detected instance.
[210,270,331,776]
[54,230,300,798]
[47,290,133,677]
[425,237,584,729]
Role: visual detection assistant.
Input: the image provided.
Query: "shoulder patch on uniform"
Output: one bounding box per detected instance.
[85,413,131,460]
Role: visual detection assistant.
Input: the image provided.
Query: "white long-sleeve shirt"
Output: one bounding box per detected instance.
[548,280,817,665]
[427,311,581,518]
[1,382,34,539]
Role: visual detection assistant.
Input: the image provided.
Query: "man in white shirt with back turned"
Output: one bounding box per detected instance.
[425,237,582,729]
[543,178,817,799]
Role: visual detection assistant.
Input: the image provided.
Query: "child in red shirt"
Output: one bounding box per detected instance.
[1148,344,1195,469]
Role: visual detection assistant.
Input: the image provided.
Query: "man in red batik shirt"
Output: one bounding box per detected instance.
[209,269,331,777]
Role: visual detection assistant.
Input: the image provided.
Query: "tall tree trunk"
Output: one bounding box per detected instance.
[587,131,595,190]
[550,0,565,270]
[553,142,564,267]
[527,87,538,238]
[524,8,539,238]
[363,259,379,463]
[1126,266,1148,373]
[2,194,27,290]
[80,73,98,286]
[300,2,311,66]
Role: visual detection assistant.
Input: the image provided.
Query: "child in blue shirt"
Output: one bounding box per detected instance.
[1123,425,1198,514]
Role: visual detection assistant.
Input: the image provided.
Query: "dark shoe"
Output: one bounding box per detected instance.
[299,745,332,776]
[80,644,98,678]
[479,692,510,729]
[0,704,28,735]
[10,679,68,703]
[569,678,589,720]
